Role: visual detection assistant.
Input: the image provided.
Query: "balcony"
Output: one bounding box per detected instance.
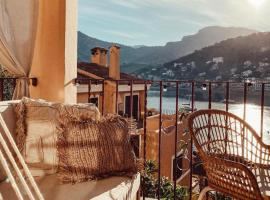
[1,77,270,199]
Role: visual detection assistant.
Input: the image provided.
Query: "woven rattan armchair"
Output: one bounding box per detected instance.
[188,109,270,200]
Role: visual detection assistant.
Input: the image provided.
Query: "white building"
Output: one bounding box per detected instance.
[166,70,175,77]
[212,57,224,64]
[210,63,219,71]
[198,72,206,77]
[243,60,252,68]
[173,62,182,67]
[230,68,237,74]
[242,70,252,77]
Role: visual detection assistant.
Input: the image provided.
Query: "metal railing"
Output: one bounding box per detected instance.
[71,78,270,199]
[0,78,17,101]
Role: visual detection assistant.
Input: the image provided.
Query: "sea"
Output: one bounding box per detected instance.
[147,91,270,145]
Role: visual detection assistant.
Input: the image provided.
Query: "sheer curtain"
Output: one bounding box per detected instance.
[0,0,38,99]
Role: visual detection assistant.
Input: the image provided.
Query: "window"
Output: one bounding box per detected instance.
[89,97,98,107]
[173,155,183,181]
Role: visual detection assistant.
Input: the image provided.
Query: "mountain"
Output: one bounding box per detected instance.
[135,32,270,81]
[78,26,257,72]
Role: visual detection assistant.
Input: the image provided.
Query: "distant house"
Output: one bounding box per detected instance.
[243,60,252,68]
[190,61,196,68]
[259,62,270,67]
[212,57,224,64]
[174,62,182,67]
[230,67,237,74]
[215,75,222,80]
[198,72,206,77]
[242,70,252,77]
[77,45,149,120]
[210,63,219,71]
[181,66,187,72]
[166,70,174,77]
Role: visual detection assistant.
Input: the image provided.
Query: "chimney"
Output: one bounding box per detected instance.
[91,47,108,66]
[109,44,120,80]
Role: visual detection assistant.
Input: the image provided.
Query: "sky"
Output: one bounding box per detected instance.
[78,0,270,46]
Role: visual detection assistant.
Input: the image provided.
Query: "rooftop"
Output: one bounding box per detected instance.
[77,62,142,81]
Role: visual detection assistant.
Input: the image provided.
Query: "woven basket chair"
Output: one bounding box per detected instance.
[188,109,270,200]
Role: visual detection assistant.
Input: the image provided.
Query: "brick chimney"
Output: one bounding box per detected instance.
[109,44,120,80]
[91,47,108,66]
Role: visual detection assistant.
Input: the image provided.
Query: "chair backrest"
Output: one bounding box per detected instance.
[188,109,267,200]
[188,109,268,166]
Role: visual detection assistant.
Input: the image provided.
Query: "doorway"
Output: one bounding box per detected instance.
[125,95,139,120]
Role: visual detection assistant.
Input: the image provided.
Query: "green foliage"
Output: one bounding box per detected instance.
[209,192,232,200]
[141,160,189,200]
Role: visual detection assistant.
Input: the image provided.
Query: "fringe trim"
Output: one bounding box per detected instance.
[56,114,140,184]
[13,101,27,153]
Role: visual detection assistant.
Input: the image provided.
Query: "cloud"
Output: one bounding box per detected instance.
[103,30,147,39]
[78,0,270,45]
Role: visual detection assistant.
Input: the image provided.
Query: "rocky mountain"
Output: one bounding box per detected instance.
[135,32,270,81]
[78,26,257,72]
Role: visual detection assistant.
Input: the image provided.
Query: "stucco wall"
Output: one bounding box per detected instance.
[29,0,77,103]
[140,114,191,186]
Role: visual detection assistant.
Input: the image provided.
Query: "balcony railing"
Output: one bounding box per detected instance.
[75,78,270,200]
[0,78,17,101]
[2,77,269,199]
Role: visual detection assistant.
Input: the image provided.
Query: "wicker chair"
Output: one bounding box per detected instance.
[188,109,270,200]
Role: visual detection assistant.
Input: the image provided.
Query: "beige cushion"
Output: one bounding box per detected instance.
[13,98,101,177]
[57,114,138,183]
[0,173,140,200]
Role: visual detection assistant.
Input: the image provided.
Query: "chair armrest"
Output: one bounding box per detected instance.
[204,156,263,200]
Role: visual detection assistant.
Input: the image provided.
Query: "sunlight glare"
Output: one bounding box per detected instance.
[248,0,266,8]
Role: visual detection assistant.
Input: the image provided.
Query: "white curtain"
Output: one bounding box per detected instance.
[0,0,38,99]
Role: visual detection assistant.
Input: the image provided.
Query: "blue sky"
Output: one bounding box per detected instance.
[78,0,270,46]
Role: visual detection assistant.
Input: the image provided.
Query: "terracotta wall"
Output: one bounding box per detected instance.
[30,0,77,103]
[140,114,191,186]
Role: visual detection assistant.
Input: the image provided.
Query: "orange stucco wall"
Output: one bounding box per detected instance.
[140,114,191,186]
[30,0,77,103]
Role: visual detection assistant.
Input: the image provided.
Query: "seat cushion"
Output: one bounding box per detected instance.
[0,173,140,200]
[13,98,61,176]
[57,114,138,183]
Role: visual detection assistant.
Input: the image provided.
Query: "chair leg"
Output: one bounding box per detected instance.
[136,188,141,200]
[198,186,213,200]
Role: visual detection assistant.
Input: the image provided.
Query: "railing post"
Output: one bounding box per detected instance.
[225,82,230,112]
[158,81,163,200]
[88,80,91,103]
[189,81,195,200]
[0,79,3,101]
[208,82,212,109]
[243,83,247,120]
[130,80,133,119]
[115,80,119,114]
[102,80,105,115]
[260,83,265,138]
[173,81,179,200]
[143,81,148,200]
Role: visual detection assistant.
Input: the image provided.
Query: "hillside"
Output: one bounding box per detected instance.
[78,26,257,72]
[135,32,270,81]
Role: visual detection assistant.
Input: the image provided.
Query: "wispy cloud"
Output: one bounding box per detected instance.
[103,30,147,40]
[78,0,270,46]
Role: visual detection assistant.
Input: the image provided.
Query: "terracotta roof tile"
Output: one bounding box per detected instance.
[77,62,143,82]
